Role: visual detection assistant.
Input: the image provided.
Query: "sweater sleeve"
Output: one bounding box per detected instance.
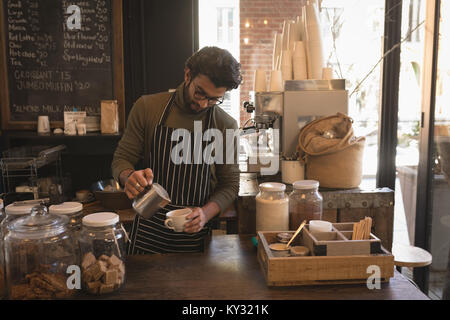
[111,96,147,182]
[207,119,240,213]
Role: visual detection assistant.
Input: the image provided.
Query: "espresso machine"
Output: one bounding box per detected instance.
[241,79,348,176]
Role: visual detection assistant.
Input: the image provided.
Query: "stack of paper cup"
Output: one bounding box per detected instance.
[304,2,324,80]
[288,21,300,51]
[298,10,306,43]
[253,69,267,92]
[296,10,305,40]
[281,21,290,51]
[273,33,282,70]
[269,70,283,92]
[322,67,333,80]
[293,41,308,80]
[280,50,293,82]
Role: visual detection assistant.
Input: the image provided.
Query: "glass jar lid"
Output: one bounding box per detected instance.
[82,212,119,227]
[259,182,286,192]
[49,202,83,215]
[293,180,320,190]
[8,205,69,239]
[5,202,35,215]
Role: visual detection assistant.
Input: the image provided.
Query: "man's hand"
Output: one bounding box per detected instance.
[184,207,208,233]
[122,168,153,199]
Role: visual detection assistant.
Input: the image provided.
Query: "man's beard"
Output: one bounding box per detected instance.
[189,102,204,113]
[184,82,208,113]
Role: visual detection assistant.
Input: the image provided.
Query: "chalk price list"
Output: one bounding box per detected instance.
[4,0,114,121]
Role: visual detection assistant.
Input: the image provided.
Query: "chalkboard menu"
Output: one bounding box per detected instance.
[0,0,124,130]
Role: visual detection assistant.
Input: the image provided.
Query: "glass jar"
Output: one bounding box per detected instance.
[78,212,126,295]
[256,182,289,231]
[1,203,35,236]
[4,205,78,300]
[49,202,83,235]
[289,180,323,230]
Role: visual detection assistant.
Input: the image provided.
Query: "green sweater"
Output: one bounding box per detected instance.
[112,82,240,213]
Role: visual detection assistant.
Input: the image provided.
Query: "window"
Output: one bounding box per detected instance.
[199,0,240,124]
[321,0,386,181]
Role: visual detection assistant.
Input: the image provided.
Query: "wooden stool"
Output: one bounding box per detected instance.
[392,243,432,273]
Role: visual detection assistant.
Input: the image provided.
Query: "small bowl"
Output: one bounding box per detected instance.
[276,232,293,243]
[269,243,290,257]
[289,246,310,256]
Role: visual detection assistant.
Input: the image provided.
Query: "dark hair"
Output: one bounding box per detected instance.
[185,46,242,90]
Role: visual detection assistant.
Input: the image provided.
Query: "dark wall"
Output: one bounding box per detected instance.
[123,0,199,117]
[1,0,199,194]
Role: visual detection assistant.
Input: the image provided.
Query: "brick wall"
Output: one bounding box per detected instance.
[239,0,306,125]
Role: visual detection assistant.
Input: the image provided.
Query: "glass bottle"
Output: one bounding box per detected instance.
[289,180,323,230]
[256,182,289,231]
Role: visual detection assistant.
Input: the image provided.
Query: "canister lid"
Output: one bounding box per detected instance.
[293,180,319,190]
[5,203,35,215]
[82,212,119,227]
[259,182,286,192]
[8,205,69,239]
[49,202,83,215]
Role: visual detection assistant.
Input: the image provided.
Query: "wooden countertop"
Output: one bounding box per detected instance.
[79,235,429,300]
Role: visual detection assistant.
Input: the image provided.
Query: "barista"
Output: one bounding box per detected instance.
[111,47,242,254]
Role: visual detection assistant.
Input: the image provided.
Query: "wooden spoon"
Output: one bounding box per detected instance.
[286,220,307,248]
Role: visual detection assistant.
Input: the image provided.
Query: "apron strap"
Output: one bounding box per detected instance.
[158,92,177,125]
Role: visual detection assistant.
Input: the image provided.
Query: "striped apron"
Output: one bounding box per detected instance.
[127,93,213,254]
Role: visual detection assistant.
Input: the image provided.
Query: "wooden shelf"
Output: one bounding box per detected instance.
[2,130,123,156]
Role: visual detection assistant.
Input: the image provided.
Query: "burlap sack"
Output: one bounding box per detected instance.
[296,113,365,189]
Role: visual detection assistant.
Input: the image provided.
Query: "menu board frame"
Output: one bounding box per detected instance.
[0,0,124,131]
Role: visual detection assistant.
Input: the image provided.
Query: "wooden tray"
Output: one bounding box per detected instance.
[304,223,382,256]
[257,227,394,287]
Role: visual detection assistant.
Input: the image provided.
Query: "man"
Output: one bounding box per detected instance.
[112,46,242,254]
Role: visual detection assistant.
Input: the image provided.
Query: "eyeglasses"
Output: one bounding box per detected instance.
[191,82,225,106]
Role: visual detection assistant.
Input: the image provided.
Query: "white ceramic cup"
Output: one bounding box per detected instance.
[76,189,92,202]
[164,208,192,232]
[309,220,333,233]
[37,116,50,134]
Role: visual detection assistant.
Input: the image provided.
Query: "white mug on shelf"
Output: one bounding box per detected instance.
[37,116,50,134]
